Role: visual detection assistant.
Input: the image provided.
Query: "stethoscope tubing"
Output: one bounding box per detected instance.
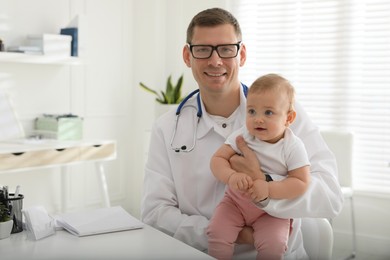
[171,83,248,153]
[176,89,202,117]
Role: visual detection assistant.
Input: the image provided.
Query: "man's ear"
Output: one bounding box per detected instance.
[286,110,296,126]
[183,45,191,68]
[239,43,247,67]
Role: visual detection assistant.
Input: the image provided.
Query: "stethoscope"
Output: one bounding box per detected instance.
[170,83,248,153]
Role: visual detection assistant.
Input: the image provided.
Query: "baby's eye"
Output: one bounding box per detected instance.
[265,110,274,116]
[248,109,256,115]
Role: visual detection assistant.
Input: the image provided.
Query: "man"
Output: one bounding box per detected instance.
[141,7,343,259]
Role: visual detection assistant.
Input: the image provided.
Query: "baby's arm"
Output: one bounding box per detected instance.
[210,144,253,191]
[249,166,310,202]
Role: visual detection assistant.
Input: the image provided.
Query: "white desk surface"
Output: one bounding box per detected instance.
[0,225,214,260]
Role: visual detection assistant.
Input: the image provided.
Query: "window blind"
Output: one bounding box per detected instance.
[230,0,390,194]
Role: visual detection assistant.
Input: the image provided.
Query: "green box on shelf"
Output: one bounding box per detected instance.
[34,114,83,140]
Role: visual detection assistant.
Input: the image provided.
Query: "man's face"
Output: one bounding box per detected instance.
[183,24,246,95]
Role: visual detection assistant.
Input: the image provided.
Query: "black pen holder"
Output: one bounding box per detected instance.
[5,194,24,233]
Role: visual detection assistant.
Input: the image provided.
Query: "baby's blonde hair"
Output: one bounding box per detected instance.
[248,73,295,111]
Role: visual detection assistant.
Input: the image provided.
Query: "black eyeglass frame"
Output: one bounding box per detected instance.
[187,41,242,59]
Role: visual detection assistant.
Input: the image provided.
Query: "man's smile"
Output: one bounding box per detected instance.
[204,72,227,77]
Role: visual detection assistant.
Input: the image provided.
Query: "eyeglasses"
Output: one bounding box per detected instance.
[188,42,242,59]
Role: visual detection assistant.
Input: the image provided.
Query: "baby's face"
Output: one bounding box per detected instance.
[245,90,291,143]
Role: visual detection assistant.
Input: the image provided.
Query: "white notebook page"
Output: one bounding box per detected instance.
[55,206,144,237]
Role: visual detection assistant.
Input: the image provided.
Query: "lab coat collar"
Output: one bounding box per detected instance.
[197,84,247,139]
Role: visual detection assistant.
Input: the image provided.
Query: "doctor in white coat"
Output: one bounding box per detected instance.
[141,7,343,259]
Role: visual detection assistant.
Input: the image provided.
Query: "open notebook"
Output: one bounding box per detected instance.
[55,206,144,237]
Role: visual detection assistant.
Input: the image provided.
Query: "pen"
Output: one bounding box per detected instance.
[4,186,8,200]
[14,185,20,198]
[3,186,9,209]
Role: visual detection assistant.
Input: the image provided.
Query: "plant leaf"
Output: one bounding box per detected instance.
[165,76,174,104]
[160,91,169,104]
[173,75,184,103]
[139,82,165,102]
[139,75,185,104]
[139,82,158,95]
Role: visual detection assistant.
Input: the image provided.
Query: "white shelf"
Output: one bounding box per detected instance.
[0,52,82,65]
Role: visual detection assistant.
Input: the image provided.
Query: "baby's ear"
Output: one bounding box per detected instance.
[286,110,296,126]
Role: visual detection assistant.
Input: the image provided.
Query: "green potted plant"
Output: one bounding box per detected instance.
[0,202,13,239]
[139,74,184,104]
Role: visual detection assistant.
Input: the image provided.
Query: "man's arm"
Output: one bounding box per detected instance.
[141,122,209,251]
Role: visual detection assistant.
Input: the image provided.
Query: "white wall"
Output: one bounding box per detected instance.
[0,0,389,258]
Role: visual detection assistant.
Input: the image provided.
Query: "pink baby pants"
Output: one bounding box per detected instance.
[207,189,290,260]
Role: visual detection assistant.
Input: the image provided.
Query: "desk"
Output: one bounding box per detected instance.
[0,139,116,211]
[0,225,214,260]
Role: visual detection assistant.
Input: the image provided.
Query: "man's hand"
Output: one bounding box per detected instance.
[229,135,265,181]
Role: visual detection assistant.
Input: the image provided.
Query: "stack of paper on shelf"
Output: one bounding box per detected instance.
[27,34,71,57]
[55,206,144,237]
[7,45,43,55]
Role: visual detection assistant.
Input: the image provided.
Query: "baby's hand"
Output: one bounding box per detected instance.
[229,172,253,191]
[248,179,269,202]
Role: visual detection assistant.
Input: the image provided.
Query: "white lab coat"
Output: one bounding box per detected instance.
[141,86,343,259]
